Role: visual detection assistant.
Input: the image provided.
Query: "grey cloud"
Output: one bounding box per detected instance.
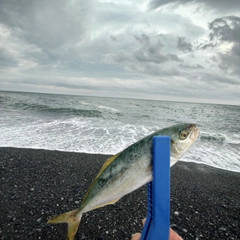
[0,0,95,76]
[110,35,117,41]
[179,63,203,69]
[210,55,218,62]
[148,0,240,13]
[177,37,193,52]
[197,42,216,50]
[0,48,18,68]
[0,0,92,50]
[218,44,240,76]
[0,0,203,74]
[193,16,240,77]
[95,2,138,25]
[103,33,182,76]
[168,54,182,62]
[208,16,240,43]
[134,34,150,45]
[205,72,240,86]
[104,50,131,64]
[207,16,240,76]
[133,34,175,64]
[134,50,181,64]
[148,0,192,10]
[127,61,182,77]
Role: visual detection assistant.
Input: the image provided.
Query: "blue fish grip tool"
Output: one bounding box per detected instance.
[140,136,170,240]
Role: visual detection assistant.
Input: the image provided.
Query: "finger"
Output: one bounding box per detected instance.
[131,233,141,240]
[142,218,146,226]
[169,228,183,240]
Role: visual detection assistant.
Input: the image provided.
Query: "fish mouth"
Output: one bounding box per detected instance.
[189,124,200,141]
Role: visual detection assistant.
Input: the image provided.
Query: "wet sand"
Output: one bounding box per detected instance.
[0,147,239,239]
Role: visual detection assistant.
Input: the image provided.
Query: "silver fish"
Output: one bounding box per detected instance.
[48,123,200,240]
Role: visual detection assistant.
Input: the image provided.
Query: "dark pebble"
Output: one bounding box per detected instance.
[0,147,240,240]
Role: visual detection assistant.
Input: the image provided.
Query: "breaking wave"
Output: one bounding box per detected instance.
[200,132,240,145]
[200,132,227,143]
[12,102,102,118]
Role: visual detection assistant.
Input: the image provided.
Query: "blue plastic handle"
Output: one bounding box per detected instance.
[140,136,170,240]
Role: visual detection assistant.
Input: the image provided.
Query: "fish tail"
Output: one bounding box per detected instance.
[48,209,82,240]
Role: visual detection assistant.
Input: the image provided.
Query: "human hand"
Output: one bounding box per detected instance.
[131,218,183,240]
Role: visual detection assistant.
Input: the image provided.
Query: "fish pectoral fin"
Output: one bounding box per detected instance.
[91,198,120,210]
[48,209,82,240]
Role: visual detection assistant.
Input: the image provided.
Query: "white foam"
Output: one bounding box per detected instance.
[79,101,90,105]
[182,139,240,172]
[0,117,154,155]
[1,117,240,173]
[97,105,119,112]
[79,101,119,112]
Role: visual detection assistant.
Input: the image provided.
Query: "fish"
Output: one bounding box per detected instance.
[48,123,200,240]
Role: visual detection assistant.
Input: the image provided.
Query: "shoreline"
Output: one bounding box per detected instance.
[1,146,239,173]
[0,147,239,239]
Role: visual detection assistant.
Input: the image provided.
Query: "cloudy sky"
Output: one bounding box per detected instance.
[0,0,240,105]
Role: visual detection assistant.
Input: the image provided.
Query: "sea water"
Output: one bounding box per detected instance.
[0,91,239,172]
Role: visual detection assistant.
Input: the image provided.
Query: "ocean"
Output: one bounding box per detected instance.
[0,91,239,172]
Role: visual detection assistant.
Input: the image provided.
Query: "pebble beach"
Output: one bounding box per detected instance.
[0,147,239,240]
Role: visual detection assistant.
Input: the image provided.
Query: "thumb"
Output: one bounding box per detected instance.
[169,228,183,240]
[131,233,141,240]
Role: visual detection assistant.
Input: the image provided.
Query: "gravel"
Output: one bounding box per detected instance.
[0,147,239,240]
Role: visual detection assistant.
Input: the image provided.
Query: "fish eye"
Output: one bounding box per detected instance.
[179,130,188,140]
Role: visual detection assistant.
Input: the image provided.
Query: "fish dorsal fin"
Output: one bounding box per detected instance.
[95,152,121,180]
